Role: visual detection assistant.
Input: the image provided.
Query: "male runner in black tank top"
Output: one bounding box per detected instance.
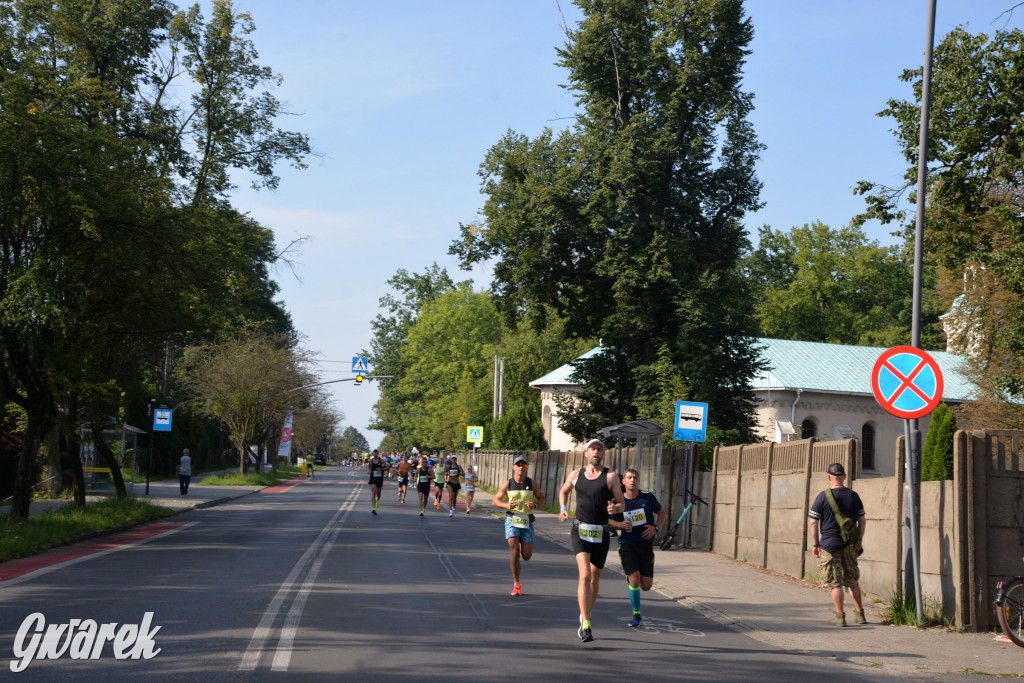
[558,438,626,643]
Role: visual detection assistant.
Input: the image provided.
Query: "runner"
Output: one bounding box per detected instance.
[445,455,465,518]
[493,455,546,596]
[367,449,386,515]
[433,457,446,511]
[464,465,477,514]
[611,468,667,628]
[415,457,434,516]
[396,454,411,504]
[558,438,626,643]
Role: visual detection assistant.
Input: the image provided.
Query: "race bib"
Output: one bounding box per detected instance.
[466,485,475,493]
[372,468,382,477]
[578,522,604,543]
[449,469,459,477]
[624,508,648,527]
[511,514,530,529]
[418,475,428,484]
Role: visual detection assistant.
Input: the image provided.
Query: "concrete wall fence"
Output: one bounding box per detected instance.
[463,428,1024,631]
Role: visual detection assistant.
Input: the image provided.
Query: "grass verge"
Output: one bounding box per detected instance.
[199,465,303,487]
[0,496,174,563]
[883,586,951,628]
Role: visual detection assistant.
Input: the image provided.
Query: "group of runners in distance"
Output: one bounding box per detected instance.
[356,449,476,518]
[350,438,666,644]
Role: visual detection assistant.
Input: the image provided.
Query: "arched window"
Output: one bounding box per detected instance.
[861,423,876,471]
[800,418,817,440]
[542,405,552,447]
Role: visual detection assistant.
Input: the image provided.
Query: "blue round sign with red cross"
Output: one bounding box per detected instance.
[871,346,944,419]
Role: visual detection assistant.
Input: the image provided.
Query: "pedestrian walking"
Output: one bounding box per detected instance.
[808,462,868,626]
[177,449,192,495]
[558,438,626,643]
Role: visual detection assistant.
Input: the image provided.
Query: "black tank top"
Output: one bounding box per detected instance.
[574,467,610,525]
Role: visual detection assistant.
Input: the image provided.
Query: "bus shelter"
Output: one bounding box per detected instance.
[598,419,665,497]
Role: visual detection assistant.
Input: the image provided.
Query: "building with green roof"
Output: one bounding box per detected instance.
[531,338,972,476]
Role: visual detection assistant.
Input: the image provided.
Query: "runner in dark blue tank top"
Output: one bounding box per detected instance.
[558,438,626,643]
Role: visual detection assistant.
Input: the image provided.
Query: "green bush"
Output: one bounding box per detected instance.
[922,403,957,481]
[490,401,547,451]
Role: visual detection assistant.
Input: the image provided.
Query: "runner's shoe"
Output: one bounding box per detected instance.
[449,509,454,518]
[435,500,441,510]
[628,613,641,628]
[511,583,522,596]
[420,510,425,517]
[371,508,376,515]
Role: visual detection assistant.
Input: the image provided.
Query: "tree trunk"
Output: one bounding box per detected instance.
[91,425,128,496]
[67,419,86,508]
[44,421,62,497]
[9,410,46,520]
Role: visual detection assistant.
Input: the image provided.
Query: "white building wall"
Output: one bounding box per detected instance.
[537,388,584,452]
[754,390,938,478]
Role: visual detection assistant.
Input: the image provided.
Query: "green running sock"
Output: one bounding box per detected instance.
[629,584,641,613]
[582,619,591,630]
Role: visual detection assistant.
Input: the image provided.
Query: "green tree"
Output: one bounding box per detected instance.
[368,264,466,444]
[0,0,309,517]
[744,222,944,349]
[451,0,764,438]
[856,26,1024,414]
[336,426,371,455]
[179,325,314,473]
[388,285,501,450]
[922,403,957,481]
[490,400,547,451]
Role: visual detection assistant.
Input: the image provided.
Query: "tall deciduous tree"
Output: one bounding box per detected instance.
[744,222,944,349]
[0,1,309,517]
[451,0,764,438]
[180,325,313,473]
[856,26,1024,418]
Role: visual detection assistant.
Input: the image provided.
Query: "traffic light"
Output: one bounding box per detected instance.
[355,374,364,385]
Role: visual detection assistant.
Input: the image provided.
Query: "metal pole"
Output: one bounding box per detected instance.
[498,357,505,418]
[493,355,499,420]
[680,445,691,547]
[904,0,936,626]
[145,399,155,495]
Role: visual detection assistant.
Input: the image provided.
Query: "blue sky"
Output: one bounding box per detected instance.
[219,1,1022,447]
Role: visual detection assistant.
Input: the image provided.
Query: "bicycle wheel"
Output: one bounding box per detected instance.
[996,577,1024,648]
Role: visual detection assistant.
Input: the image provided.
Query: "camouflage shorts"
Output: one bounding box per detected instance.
[819,544,860,590]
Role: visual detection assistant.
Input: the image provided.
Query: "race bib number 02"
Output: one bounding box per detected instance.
[578,522,604,543]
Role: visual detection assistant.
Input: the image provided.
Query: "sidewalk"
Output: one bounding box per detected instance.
[527,508,1023,679]
[0,469,261,518]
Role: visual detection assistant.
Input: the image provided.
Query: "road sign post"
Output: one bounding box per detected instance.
[872,345,943,625]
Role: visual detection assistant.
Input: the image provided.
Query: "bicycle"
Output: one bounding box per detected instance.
[658,490,709,551]
[995,557,1024,647]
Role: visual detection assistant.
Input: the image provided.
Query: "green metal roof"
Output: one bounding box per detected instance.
[530,338,975,402]
[529,346,606,387]
[752,338,974,401]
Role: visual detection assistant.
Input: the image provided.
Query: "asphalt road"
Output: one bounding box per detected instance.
[0,466,891,681]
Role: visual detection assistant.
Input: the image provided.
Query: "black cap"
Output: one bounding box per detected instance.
[513,455,527,465]
[827,463,846,476]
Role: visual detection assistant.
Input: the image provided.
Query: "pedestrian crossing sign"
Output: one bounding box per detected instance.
[467,426,483,444]
[352,356,369,373]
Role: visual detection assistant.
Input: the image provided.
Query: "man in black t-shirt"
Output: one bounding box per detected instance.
[808,462,867,627]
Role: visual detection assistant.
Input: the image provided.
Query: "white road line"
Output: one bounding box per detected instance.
[238,484,360,671]
[271,488,358,671]
[0,522,197,589]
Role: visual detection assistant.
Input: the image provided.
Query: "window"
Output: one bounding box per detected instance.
[800,418,817,440]
[861,424,876,471]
